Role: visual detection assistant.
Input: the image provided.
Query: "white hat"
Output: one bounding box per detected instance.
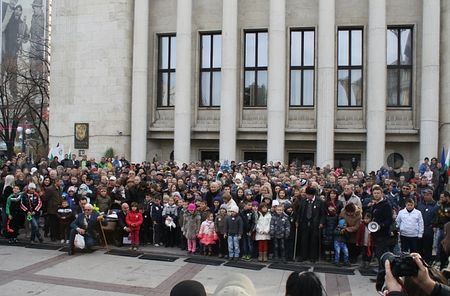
[230,205,239,213]
[272,200,280,207]
[28,183,36,190]
[213,273,256,296]
[30,167,38,174]
[109,176,117,181]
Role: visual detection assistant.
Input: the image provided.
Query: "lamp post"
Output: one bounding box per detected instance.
[16,126,32,155]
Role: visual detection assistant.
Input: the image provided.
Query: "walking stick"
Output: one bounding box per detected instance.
[100,222,109,252]
[318,226,322,263]
[293,224,299,261]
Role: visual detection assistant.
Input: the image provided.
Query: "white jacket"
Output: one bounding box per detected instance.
[396,208,424,238]
[255,212,271,241]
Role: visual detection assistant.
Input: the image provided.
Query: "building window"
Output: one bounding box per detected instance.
[157,35,176,107]
[337,28,363,107]
[244,31,268,107]
[290,29,315,106]
[387,27,413,107]
[200,33,222,107]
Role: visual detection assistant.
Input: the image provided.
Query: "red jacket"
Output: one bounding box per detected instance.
[126,210,143,229]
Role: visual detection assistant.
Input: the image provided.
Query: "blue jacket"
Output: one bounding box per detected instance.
[417,200,439,236]
[70,212,106,239]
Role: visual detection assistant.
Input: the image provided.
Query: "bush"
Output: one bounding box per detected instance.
[104,147,115,158]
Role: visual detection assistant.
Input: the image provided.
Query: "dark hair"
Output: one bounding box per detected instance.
[285,271,323,296]
[344,203,356,213]
[405,198,415,205]
[131,202,138,208]
[443,191,450,198]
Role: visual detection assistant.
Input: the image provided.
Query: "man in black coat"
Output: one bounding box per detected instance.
[369,185,394,260]
[296,187,325,262]
[115,203,130,247]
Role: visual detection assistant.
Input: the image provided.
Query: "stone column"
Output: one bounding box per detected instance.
[420,0,440,160]
[441,0,450,153]
[219,0,238,162]
[267,0,286,163]
[130,0,149,162]
[316,0,335,168]
[174,0,192,164]
[366,0,387,172]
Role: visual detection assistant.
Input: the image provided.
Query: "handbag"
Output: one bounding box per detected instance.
[74,234,86,249]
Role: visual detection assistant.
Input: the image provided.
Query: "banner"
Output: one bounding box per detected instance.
[74,123,89,149]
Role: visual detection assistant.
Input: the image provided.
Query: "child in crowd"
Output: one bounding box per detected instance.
[255,202,271,262]
[56,199,74,244]
[178,200,188,250]
[95,187,111,214]
[183,203,201,254]
[224,205,243,260]
[334,218,350,266]
[162,197,178,248]
[141,193,153,245]
[276,189,290,208]
[270,205,290,263]
[396,198,423,253]
[126,202,143,250]
[5,185,23,243]
[212,198,221,216]
[240,200,256,261]
[284,205,296,261]
[198,213,218,256]
[151,197,163,247]
[356,212,373,269]
[215,204,228,258]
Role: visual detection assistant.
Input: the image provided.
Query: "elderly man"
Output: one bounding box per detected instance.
[338,184,362,210]
[115,202,130,247]
[68,203,106,255]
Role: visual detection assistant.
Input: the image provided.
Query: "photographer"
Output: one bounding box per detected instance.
[383,253,450,296]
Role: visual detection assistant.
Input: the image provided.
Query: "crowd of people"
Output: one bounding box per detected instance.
[0,154,449,271]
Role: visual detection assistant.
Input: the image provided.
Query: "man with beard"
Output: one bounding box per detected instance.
[296,187,325,263]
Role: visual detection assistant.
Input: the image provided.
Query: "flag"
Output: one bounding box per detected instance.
[446,149,450,176]
[440,147,446,167]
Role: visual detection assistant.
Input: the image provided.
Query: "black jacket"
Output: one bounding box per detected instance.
[370,198,393,239]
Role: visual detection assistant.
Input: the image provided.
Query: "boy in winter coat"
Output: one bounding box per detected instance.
[182,203,201,254]
[141,193,153,245]
[162,197,178,247]
[396,198,424,253]
[224,205,243,260]
[56,199,75,244]
[270,205,291,262]
[151,198,164,246]
[240,200,256,261]
[215,204,228,258]
[334,218,350,266]
[5,185,23,243]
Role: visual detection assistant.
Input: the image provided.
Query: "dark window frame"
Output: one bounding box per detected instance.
[337,27,364,108]
[289,28,315,107]
[199,32,222,107]
[387,26,413,107]
[157,34,176,108]
[243,30,268,108]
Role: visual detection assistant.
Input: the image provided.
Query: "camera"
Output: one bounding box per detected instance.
[376,252,419,291]
[381,252,419,277]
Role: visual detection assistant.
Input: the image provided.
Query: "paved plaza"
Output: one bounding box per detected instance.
[0,244,380,296]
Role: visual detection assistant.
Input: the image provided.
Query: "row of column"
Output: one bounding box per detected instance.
[130,0,443,168]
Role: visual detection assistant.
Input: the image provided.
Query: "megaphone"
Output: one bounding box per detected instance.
[368,221,380,233]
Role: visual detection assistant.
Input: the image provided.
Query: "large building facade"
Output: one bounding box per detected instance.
[49,0,450,172]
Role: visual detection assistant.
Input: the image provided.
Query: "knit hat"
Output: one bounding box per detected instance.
[28,183,36,190]
[272,200,280,207]
[230,205,239,213]
[170,280,206,296]
[213,273,256,296]
[220,204,228,210]
[213,196,222,203]
[251,201,259,207]
[338,218,346,228]
[244,189,253,196]
[187,203,196,212]
[30,167,38,174]
[68,186,76,192]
